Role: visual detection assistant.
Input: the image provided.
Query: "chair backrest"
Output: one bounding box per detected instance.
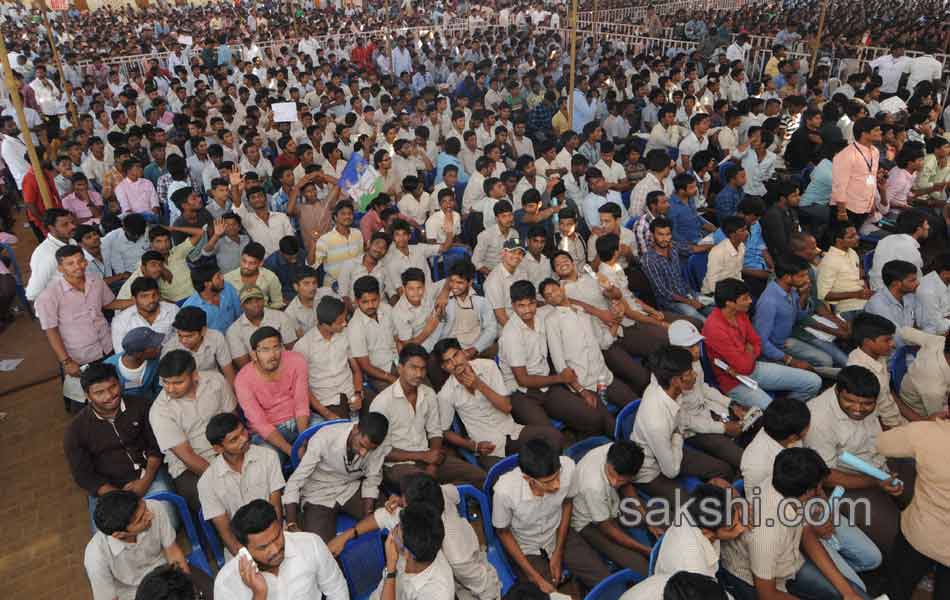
[699,342,718,387]
[862,250,874,278]
[687,252,708,291]
[583,568,644,600]
[614,399,641,440]
[338,528,386,600]
[483,453,520,500]
[145,492,212,576]
[456,484,517,594]
[197,508,225,569]
[624,216,639,230]
[565,436,611,464]
[647,533,665,576]
[452,416,479,465]
[890,346,916,393]
[290,418,350,469]
[435,246,473,280]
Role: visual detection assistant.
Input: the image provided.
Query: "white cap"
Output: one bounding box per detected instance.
[668,320,703,347]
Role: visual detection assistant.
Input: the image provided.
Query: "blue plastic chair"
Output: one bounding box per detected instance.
[457,484,517,594]
[686,252,708,291]
[198,508,225,569]
[614,399,641,440]
[583,568,644,600]
[699,342,718,387]
[483,454,520,499]
[433,246,473,280]
[290,418,350,470]
[733,479,745,497]
[338,528,386,600]
[862,250,874,277]
[0,242,32,317]
[889,346,916,393]
[624,215,639,230]
[451,416,479,466]
[145,492,213,576]
[647,533,664,576]
[565,436,611,463]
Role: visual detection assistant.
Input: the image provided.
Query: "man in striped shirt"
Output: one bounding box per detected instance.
[310,200,364,286]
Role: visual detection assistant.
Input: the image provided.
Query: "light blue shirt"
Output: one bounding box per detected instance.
[865,287,921,348]
[435,152,468,184]
[800,158,833,206]
[181,282,242,333]
[101,228,150,275]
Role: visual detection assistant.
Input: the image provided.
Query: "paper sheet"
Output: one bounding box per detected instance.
[804,327,836,342]
[272,102,298,123]
[177,35,193,46]
[713,358,759,389]
[63,374,86,402]
[0,359,23,372]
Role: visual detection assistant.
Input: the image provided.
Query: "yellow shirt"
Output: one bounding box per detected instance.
[552,111,570,136]
[224,266,285,309]
[817,246,866,314]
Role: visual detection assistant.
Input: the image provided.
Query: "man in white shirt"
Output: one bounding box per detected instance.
[868,211,927,291]
[619,571,730,600]
[371,502,455,600]
[0,116,31,190]
[869,47,912,96]
[214,499,348,600]
[906,49,943,93]
[25,208,76,301]
[916,254,950,335]
[111,277,179,353]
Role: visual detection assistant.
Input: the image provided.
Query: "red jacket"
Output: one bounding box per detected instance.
[22,168,62,233]
[701,307,761,393]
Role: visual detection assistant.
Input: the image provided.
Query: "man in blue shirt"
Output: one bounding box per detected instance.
[712,196,771,296]
[753,256,833,372]
[263,236,305,303]
[181,262,242,333]
[714,164,746,220]
[667,173,715,245]
[866,259,923,350]
[435,137,468,184]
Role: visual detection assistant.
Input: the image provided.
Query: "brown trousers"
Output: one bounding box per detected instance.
[513,529,611,591]
[302,489,372,544]
[841,458,916,557]
[173,470,201,516]
[579,522,650,576]
[638,447,737,505]
[383,454,487,493]
[603,341,651,396]
[509,387,614,438]
[618,313,704,360]
[476,424,566,471]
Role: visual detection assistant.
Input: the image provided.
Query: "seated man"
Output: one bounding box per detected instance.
[653,484,747,578]
[383,218,451,300]
[666,321,745,468]
[181,261,242,333]
[721,448,876,600]
[284,266,338,337]
[284,414,389,543]
[868,210,927,292]
[435,260,498,377]
[214,500,348,600]
[916,252,950,335]
[754,255,838,371]
[848,313,920,426]
[85,491,213,600]
[805,365,917,554]
[150,350,236,513]
[224,241,285,309]
[570,440,653,576]
[710,197,772,296]
[295,296,364,421]
[104,327,165,400]
[499,280,615,438]
[899,327,950,417]
[65,363,168,515]
[225,285,298,369]
[703,278,821,409]
[162,306,236,386]
[632,346,737,504]
[334,473,496,600]
[347,275,400,391]
[702,216,748,296]
[111,277,179,355]
[393,267,445,351]
[641,217,711,323]
[742,397,883,593]
[235,326,315,463]
[472,200,520,276]
[866,259,924,349]
[539,278,636,411]
[484,238,529,328]
[263,235,306,303]
[433,337,563,471]
[197,413,285,558]
[134,564,203,600]
[817,222,872,321]
[336,231,390,312]
[370,343,487,490]
[118,225,204,304]
[621,571,730,600]
[714,164,746,220]
[372,502,455,600]
[492,438,611,592]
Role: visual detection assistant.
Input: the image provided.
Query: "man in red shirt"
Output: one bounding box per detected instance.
[23,164,62,241]
[701,278,821,409]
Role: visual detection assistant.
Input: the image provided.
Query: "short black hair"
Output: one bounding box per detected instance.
[509,280,536,304]
[206,412,242,446]
[449,260,475,281]
[881,259,917,288]
[398,342,428,365]
[242,241,266,261]
[773,255,810,279]
[684,484,733,531]
[519,437,560,479]
[358,412,389,445]
[714,278,749,308]
[663,571,729,600]
[401,267,426,286]
[851,312,896,346]
[721,215,747,236]
[135,565,197,600]
[250,326,281,350]
[353,275,380,299]
[131,276,160,297]
[402,472,445,513]
[80,361,119,392]
[595,233,620,262]
[316,296,346,326]
[762,397,811,441]
[172,306,207,331]
[649,345,693,388]
[293,266,320,285]
[158,349,196,378]
[93,490,140,535]
[399,502,444,563]
[773,447,829,498]
[606,441,644,477]
[835,365,881,399]
[231,499,278,545]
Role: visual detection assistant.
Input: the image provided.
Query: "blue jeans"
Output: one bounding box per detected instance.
[726,360,823,409]
[88,467,176,533]
[668,302,712,324]
[783,337,846,368]
[823,520,882,591]
[251,415,322,464]
[721,560,872,600]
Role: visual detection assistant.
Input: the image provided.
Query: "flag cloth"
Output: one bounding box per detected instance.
[338,151,381,210]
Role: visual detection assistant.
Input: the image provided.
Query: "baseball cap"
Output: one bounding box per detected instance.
[240,285,267,303]
[502,237,525,253]
[668,320,703,348]
[122,327,165,354]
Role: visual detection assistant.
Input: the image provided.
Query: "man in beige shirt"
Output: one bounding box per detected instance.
[149,350,237,513]
[804,365,915,555]
[161,306,236,386]
[878,419,950,599]
[817,222,873,318]
[196,412,285,557]
[898,327,950,417]
[848,313,919,427]
[472,200,519,276]
[223,240,285,309]
[347,275,400,392]
[702,216,747,295]
[225,285,298,369]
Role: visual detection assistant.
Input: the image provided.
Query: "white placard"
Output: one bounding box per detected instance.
[272,102,298,123]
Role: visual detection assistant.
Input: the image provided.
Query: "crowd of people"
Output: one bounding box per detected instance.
[1,0,950,599]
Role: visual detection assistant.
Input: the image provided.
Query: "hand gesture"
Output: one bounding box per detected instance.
[457,364,478,388]
[384,526,400,569]
[475,441,496,455]
[229,171,243,187]
[559,367,578,385]
[238,555,267,597]
[327,533,349,557]
[212,218,226,237]
[549,549,564,587]
[122,478,150,497]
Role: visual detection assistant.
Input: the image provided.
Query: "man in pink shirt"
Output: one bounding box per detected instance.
[115,159,161,222]
[234,325,316,463]
[831,117,881,230]
[60,173,104,224]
